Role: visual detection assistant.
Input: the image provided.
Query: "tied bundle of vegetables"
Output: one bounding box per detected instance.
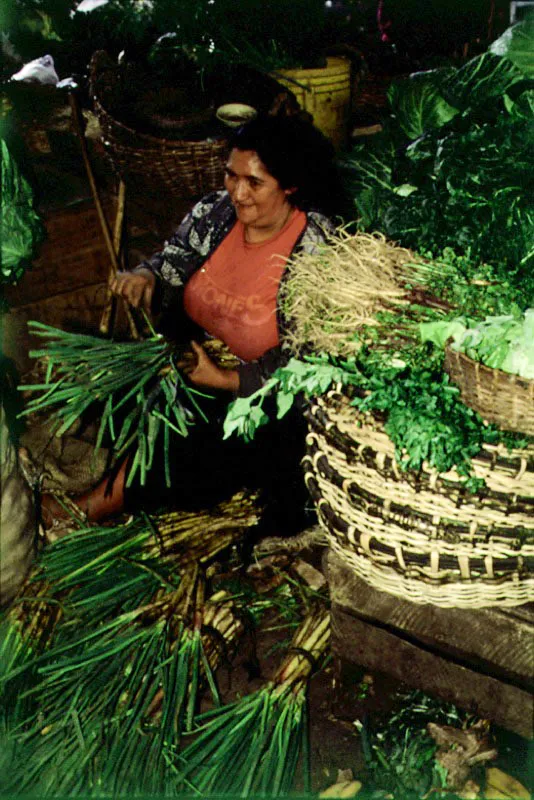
[0,489,259,796]
[1,569,247,798]
[0,575,65,749]
[282,229,420,357]
[172,604,330,797]
[14,490,261,637]
[38,491,261,613]
[18,323,239,486]
[18,322,202,487]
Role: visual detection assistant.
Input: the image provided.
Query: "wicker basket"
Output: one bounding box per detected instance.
[444,347,534,436]
[89,51,228,198]
[303,390,534,608]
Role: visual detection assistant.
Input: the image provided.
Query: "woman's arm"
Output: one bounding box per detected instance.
[236,346,285,396]
[111,192,234,315]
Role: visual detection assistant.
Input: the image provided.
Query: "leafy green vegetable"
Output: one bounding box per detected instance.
[421,309,534,378]
[363,689,471,799]
[19,322,212,487]
[439,51,524,110]
[387,68,458,140]
[223,356,362,442]
[1,139,44,286]
[504,87,534,121]
[489,15,534,78]
[224,346,503,491]
[342,23,534,305]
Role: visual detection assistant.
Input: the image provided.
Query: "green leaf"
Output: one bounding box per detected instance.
[387,69,459,140]
[276,391,294,420]
[393,183,418,197]
[439,51,524,110]
[490,17,534,78]
[1,139,44,283]
[504,88,534,121]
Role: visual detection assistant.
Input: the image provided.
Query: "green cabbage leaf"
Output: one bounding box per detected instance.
[1,138,44,286]
[420,310,534,378]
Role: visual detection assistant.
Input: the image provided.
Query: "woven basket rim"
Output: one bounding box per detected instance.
[93,96,225,148]
[445,345,534,390]
[444,346,534,436]
[307,388,534,460]
[90,50,223,147]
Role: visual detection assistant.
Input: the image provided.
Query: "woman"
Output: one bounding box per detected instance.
[44,115,341,530]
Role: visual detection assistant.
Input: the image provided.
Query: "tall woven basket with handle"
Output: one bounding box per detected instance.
[303,389,534,609]
[89,51,228,199]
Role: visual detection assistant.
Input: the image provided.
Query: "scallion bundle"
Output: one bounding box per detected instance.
[1,571,247,797]
[172,604,330,797]
[18,322,211,486]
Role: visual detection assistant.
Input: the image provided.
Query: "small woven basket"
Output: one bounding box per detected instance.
[444,347,534,436]
[89,51,228,198]
[303,390,534,608]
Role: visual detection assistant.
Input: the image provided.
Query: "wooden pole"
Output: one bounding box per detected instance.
[68,92,139,339]
[99,179,126,336]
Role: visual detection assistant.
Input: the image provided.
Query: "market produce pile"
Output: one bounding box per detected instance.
[1,17,533,800]
[342,18,534,302]
[0,506,334,797]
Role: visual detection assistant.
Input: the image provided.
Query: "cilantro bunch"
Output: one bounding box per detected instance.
[223,345,506,490]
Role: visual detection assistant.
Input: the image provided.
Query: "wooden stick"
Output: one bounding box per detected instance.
[68,92,119,272]
[68,92,139,339]
[99,179,126,336]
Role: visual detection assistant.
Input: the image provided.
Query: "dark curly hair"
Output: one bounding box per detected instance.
[228,114,346,219]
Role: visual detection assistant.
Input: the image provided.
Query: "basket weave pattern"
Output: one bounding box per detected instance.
[303,391,534,608]
[90,51,228,198]
[444,347,534,436]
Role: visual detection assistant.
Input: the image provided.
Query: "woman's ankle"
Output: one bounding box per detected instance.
[40,492,87,528]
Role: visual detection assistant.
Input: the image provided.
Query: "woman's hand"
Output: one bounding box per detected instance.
[109,268,156,313]
[184,341,239,392]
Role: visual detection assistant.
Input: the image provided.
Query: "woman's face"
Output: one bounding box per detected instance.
[224,149,294,231]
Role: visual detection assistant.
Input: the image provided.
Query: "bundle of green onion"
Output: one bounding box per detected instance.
[18,321,211,486]
[1,571,247,797]
[0,485,263,796]
[171,604,330,797]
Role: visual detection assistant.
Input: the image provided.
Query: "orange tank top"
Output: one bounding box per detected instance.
[183,209,306,361]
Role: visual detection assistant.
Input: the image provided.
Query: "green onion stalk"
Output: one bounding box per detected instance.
[0,489,260,713]
[170,604,330,797]
[0,488,260,796]
[18,321,219,487]
[0,572,247,798]
[0,574,67,760]
[36,491,261,624]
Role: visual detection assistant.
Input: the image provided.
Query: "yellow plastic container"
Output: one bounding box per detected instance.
[272,57,352,149]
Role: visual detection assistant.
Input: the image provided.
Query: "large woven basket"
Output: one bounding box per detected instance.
[303,390,534,608]
[444,347,534,436]
[89,51,228,198]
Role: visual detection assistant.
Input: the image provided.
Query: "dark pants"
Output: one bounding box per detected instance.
[123,391,313,536]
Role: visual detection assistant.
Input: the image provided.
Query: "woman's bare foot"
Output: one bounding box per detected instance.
[40,493,87,528]
[40,456,128,532]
